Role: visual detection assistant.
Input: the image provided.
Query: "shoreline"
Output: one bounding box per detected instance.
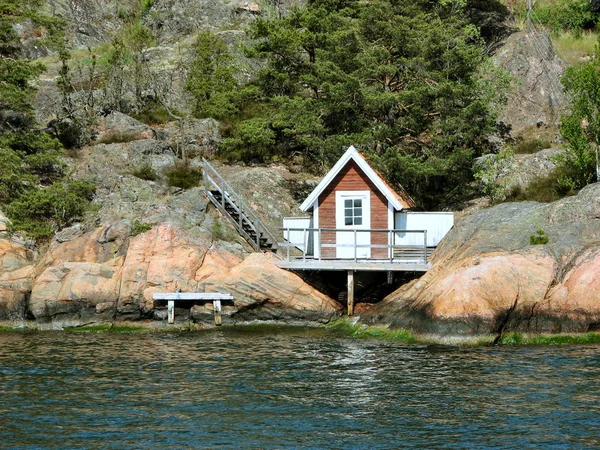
[3,319,600,347]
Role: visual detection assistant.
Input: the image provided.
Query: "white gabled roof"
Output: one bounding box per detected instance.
[299,145,412,212]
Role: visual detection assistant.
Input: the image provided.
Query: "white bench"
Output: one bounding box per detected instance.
[152,292,234,325]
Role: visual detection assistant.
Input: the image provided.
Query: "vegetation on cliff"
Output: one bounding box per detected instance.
[0,0,95,238]
[203,0,509,209]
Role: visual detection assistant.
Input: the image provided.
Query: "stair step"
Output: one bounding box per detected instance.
[205,174,277,254]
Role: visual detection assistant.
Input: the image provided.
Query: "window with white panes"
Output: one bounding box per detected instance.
[344,199,363,226]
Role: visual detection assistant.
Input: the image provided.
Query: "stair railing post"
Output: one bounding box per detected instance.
[203,163,208,193]
[389,229,393,262]
[423,230,428,264]
[286,229,290,261]
[303,228,307,261]
[220,177,225,210]
[318,228,322,261]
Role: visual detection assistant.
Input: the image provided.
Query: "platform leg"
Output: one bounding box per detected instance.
[168,300,175,324]
[347,271,355,316]
[213,300,222,326]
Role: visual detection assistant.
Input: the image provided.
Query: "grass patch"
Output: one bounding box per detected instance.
[64,323,149,333]
[513,139,552,155]
[551,30,598,65]
[499,331,600,346]
[97,131,140,145]
[131,164,158,181]
[164,163,202,189]
[530,229,549,245]
[504,169,577,203]
[131,219,153,236]
[0,325,15,332]
[132,104,184,126]
[327,319,416,343]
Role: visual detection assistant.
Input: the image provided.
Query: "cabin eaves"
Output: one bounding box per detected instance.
[299,145,414,212]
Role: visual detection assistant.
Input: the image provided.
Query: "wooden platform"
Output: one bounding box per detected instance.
[275,259,430,272]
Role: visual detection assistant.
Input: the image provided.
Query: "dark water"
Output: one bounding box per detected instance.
[1,328,600,449]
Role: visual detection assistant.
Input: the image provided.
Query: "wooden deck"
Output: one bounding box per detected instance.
[275,259,430,272]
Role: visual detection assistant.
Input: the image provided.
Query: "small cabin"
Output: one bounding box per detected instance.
[281,145,453,265]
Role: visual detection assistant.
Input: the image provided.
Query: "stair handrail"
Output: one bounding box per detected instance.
[202,158,280,254]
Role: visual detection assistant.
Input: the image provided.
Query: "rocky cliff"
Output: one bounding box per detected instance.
[0,109,338,328]
[493,30,568,139]
[0,222,342,328]
[362,183,600,336]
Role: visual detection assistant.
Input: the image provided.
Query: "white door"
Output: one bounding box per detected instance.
[335,191,370,259]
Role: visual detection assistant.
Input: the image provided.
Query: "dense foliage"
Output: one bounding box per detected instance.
[533,0,598,34]
[557,60,600,189]
[214,0,507,208]
[0,0,95,238]
[184,32,240,120]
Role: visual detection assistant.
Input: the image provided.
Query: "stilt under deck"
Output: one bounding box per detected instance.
[275,260,429,316]
[277,227,433,316]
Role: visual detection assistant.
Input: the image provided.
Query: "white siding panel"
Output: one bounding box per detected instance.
[394,212,454,246]
[283,217,313,252]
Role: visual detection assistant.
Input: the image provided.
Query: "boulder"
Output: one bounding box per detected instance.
[0,238,33,273]
[362,183,600,335]
[36,222,130,273]
[96,112,154,142]
[29,258,124,324]
[128,140,177,172]
[0,266,34,321]
[0,238,35,321]
[507,148,565,192]
[196,252,343,323]
[164,118,221,157]
[118,224,215,315]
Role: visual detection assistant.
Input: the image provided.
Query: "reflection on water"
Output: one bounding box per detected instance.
[1,328,600,448]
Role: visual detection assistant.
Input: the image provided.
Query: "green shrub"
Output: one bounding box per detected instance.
[533,0,596,34]
[131,219,153,236]
[141,0,154,14]
[24,151,64,183]
[504,169,576,203]
[164,163,202,189]
[131,164,158,181]
[211,219,225,241]
[473,149,515,203]
[530,229,549,245]
[5,180,96,239]
[132,104,182,125]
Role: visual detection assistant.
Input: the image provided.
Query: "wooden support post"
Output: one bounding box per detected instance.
[347,270,355,316]
[168,300,175,324]
[387,271,394,285]
[213,300,222,326]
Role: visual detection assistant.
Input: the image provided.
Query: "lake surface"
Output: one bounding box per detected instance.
[1,327,600,449]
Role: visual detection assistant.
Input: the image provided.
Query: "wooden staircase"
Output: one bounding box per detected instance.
[202,158,280,254]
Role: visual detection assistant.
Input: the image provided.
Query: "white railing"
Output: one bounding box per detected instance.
[279,227,429,264]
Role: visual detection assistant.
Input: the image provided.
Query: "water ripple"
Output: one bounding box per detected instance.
[1,329,600,448]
